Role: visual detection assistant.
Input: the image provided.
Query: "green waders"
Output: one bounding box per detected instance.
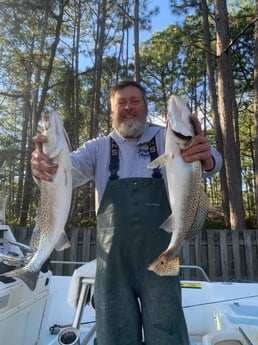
[94,139,189,345]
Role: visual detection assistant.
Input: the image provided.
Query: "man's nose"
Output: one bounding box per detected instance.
[125,102,132,110]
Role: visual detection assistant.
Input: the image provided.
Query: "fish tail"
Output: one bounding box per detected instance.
[2,267,40,291]
[148,254,180,276]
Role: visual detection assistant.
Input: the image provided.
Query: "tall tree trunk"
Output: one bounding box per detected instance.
[20,1,68,225]
[90,0,107,138]
[254,0,258,226]
[133,0,140,82]
[72,0,81,148]
[214,0,245,229]
[35,0,68,126]
[200,0,230,225]
[66,0,82,227]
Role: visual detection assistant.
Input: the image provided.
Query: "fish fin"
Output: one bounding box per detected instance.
[148,255,180,276]
[63,127,73,152]
[160,214,173,233]
[72,167,88,188]
[185,190,209,240]
[2,267,39,291]
[55,231,70,251]
[147,154,168,169]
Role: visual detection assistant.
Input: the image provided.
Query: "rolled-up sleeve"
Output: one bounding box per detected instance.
[203,146,223,178]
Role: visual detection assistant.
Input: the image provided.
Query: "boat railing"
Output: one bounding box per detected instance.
[180,265,211,282]
[51,260,211,282]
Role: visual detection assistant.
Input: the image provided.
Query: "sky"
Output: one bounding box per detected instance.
[79,1,181,70]
[137,1,183,123]
[140,1,182,41]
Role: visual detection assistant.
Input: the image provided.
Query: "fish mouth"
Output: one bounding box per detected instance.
[169,128,193,149]
[172,130,192,140]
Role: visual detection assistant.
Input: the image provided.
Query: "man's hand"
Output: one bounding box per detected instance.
[181,114,214,171]
[31,134,58,181]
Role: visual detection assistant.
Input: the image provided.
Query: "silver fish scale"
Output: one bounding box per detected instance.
[38,183,51,231]
[183,160,209,240]
[30,182,52,252]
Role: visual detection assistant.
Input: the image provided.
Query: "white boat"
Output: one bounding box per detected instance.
[1,224,258,345]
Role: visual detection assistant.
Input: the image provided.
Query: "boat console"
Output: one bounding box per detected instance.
[0,225,52,345]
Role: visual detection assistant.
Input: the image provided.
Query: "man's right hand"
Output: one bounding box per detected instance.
[31,134,58,181]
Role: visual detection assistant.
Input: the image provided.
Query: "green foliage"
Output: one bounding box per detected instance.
[0,0,257,227]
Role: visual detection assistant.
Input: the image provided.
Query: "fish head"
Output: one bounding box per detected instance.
[41,111,71,158]
[167,95,195,139]
[42,111,63,137]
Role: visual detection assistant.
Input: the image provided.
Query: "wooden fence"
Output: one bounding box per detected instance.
[12,227,258,282]
[179,229,258,282]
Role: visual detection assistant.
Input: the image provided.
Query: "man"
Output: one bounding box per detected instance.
[31,80,222,345]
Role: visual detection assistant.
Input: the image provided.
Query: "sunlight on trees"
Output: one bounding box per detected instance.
[0,0,257,229]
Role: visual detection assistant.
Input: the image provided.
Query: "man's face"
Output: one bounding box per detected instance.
[111,86,148,138]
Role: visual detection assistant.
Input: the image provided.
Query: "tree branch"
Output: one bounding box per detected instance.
[225,17,258,52]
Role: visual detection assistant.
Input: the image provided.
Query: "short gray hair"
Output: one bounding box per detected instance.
[109,80,148,108]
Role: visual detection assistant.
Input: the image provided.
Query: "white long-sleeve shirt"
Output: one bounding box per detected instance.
[70,123,222,211]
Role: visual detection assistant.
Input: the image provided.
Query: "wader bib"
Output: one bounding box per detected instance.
[95,138,189,345]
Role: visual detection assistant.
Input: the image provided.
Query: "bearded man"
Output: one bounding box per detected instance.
[31,80,222,345]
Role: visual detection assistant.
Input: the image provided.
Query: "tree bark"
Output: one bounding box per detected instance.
[200,0,230,225]
[90,0,107,138]
[254,0,258,226]
[214,0,245,229]
[133,0,140,82]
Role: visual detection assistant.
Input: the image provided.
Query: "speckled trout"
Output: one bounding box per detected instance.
[147,95,209,276]
[4,111,73,290]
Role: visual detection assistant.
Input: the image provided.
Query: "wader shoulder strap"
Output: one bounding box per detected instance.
[109,136,162,180]
[109,137,119,180]
[148,137,162,179]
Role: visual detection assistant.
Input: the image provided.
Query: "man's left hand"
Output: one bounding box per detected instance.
[181,114,214,171]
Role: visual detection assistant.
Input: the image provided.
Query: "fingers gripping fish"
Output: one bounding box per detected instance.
[147,95,209,276]
[3,111,73,290]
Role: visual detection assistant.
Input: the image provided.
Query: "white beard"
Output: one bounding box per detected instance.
[114,118,147,139]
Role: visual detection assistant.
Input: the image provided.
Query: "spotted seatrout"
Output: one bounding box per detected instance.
[147,95,209,276]
[3,111,73,290]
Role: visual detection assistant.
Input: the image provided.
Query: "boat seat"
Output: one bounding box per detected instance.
[58,260,97,345]
[67,259,96,309]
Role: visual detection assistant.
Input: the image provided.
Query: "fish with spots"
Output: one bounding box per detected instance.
[3,111,74,290]
[147,95,209,276]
